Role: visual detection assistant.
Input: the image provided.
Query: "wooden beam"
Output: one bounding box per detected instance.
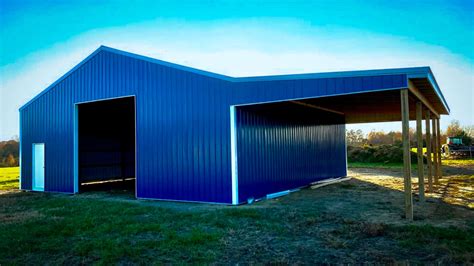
[436,118,443,179]
[289,101,345,115]
[416,102,425,202]
[408,80,439,118]
[432,116,439,184]
[425,110,433,193]
[401,89,413,220]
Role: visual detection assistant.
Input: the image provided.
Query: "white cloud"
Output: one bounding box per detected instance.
[1,18,473,139]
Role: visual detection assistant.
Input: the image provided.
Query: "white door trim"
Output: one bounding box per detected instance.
[230,106,239,205]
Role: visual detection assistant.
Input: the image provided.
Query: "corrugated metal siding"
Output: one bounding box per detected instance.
[235,103,346,202]
[231,74,407,106]
[20,48,407,203]
[20,51,233,203]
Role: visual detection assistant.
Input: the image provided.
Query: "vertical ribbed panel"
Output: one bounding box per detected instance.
[231,74,407,106]
[20,51,233,203]
[236,103,346,202]
[20,48,407,203]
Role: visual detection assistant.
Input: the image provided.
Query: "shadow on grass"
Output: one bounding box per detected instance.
[442,164,474,175]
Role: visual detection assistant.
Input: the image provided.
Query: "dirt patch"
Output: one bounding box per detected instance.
[348,163,473,223]
[215,163,474,263]
[116,163,472,229]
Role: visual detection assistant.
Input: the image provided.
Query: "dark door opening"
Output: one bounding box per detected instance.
[78,96,136,193]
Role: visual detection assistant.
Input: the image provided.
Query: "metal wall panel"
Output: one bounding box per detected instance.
[235,103,346,202]
[20,47,408,203]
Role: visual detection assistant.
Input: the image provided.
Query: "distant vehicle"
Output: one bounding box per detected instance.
[442,137,473,158]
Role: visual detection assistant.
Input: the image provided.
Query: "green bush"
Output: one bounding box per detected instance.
[347,144,418,164]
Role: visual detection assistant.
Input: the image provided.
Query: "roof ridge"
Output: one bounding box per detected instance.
[19,45,443,111]
[101,45,433,82]
[99,46,234,81]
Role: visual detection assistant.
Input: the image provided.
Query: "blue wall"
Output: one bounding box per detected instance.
[236,103,346,202]
[20,47,407,204]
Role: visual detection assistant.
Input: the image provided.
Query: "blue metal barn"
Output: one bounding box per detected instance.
[19,46,449,204]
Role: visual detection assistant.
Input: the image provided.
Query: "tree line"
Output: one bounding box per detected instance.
[0,120,471,167]
[347,120,473,147]
[346,120,473,164]
[0,137,19,167]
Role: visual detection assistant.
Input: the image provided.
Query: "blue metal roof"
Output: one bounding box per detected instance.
[20,45,450,113]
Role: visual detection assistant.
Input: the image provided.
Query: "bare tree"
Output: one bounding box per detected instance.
[346,129,365,146]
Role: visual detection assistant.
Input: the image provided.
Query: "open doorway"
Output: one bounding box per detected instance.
[75,96,136,194]
[231,100,346,203]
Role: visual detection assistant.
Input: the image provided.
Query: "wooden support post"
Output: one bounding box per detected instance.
[425,111,433,193]
[432,117,439,184]
[416,102,425,202]
[436,118,442,179]
[401,90,413,220]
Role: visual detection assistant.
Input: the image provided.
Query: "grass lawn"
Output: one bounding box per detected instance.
[443,158,474,167]
[348,159,474,169]
[348,161,422,170]
[348,161,407,169]
[1,162,473,264]
[0,166,19,190]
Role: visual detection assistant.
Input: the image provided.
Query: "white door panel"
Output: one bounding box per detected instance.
[33,143,45,191]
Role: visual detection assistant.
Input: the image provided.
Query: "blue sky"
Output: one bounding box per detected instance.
[1,0,473,140]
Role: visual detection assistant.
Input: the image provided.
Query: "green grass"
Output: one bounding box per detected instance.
[0,166,19,190]
[411,147,428,154]
[2,191,473,264]
[442,158,474,166]
[1,162,473,263]
[348,158,473,169]
[389,224,474,262]
[0,194,227,264]
[348,162,411,169]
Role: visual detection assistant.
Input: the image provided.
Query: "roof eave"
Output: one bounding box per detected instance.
[19,46,450,116]
[407,68,450,115]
